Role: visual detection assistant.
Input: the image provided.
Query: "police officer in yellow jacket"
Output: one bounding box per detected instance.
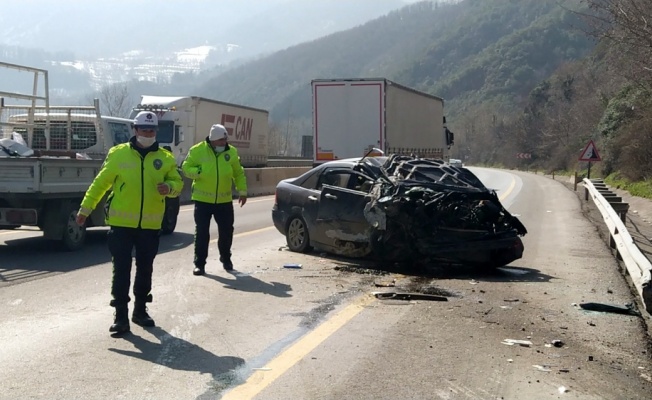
[182,124,247,275]
[75,111,183,334]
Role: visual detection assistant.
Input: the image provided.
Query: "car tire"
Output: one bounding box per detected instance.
[286,216,311,253]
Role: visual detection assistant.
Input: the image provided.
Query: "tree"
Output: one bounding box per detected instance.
[98,83,132,117]
[580,0,652,89]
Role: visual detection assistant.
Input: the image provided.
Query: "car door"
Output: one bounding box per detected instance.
[312,184,372,249]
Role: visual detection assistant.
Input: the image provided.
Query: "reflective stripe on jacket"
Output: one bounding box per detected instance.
[79,141,183,230]
[181,140,247,204]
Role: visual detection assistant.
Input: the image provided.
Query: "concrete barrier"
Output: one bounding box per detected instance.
[178,166,311,204]
[244,167,311,196]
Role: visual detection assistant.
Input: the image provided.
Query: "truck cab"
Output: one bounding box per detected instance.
[129,96,191,166]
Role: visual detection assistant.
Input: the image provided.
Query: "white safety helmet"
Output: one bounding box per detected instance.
[134,111,158,129]
[209,124,228,141]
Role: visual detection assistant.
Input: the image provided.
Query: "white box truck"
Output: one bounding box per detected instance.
[130,95,269,168]
[311,78,454,163]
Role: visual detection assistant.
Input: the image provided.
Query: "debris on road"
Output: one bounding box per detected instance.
[373,292,448,301]
[502,339,533,347]
[579,302,640,316]
[374,278,397,287]
[283,263,303,269]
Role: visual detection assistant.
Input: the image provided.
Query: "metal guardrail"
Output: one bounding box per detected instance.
[583,178,652,312]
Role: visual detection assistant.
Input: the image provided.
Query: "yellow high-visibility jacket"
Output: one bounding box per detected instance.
[181,140,247,204]
[79,140,183,230]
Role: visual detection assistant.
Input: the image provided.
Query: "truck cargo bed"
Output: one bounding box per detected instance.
[0,157,103,195]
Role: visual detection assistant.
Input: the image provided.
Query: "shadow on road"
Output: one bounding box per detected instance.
[204,270,293,298]
[108,326,244,391]
[298,249,554,283]
[421,264,555,283]
[0,230,194,285]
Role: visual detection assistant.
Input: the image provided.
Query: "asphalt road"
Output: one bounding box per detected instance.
[0,168,650,399]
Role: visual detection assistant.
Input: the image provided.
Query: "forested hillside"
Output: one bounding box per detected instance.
[186,0,596,159]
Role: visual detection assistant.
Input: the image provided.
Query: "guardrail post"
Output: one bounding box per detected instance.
[573,171,578,191]
[610,202,629,224]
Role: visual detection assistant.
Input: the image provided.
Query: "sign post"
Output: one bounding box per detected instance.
[578,140,601,179]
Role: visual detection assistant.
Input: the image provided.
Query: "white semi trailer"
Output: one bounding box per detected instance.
[311,78,454,164]
[130,95,270,167]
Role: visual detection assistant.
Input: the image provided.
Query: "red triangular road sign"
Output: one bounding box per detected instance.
[579,140,601,161]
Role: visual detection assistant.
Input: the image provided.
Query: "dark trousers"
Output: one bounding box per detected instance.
[107,226,160,307]
[193,201,234,267]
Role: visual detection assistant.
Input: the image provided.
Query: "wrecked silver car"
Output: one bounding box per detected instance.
[272,154,527,269]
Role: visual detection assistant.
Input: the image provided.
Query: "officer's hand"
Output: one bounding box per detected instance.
[76,212,87,226]
[157,182,170,195]
[239,196,247,207]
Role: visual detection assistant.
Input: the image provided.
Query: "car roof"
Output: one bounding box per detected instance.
[318,156,388,168]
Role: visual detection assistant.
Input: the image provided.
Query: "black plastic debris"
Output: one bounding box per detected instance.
[579,302,640,316]
[373,292,448,301]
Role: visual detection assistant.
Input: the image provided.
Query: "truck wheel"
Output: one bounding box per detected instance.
[160,197,179,235]
[286,216,311,253]
[61,203,86,251]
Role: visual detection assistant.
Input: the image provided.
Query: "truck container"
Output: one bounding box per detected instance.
[311,78,454,164]
[129,95,270,167]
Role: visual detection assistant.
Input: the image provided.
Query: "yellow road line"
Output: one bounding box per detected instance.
[180,197,273,212]
[221,294,376,400]
[498,175,516,201]
[209,226,274,243]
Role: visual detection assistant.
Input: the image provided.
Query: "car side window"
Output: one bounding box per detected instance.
[299,171,320,190]
[318,170,351,190]
[350,174,374,192]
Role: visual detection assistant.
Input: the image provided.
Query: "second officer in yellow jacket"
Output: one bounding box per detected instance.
[182,124,247,275]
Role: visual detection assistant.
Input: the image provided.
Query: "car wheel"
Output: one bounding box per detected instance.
[286,216,311,253]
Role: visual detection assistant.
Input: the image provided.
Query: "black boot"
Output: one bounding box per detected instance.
[109,305,130,333]
[132,302,155,327]
[220,256,234,271]
[193,265,205,275]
